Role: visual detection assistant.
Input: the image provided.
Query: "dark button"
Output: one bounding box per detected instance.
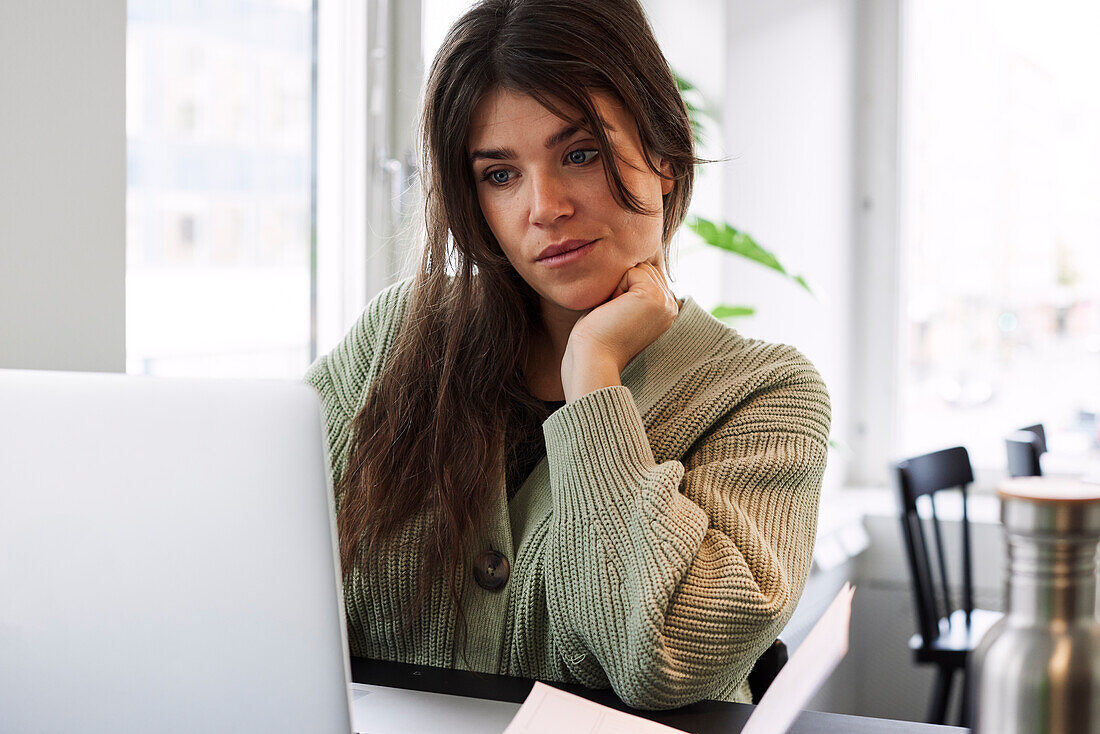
[473,550,510,591]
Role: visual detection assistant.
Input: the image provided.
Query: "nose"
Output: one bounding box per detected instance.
[528,170,574,227]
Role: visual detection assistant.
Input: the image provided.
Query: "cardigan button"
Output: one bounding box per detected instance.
[473,550,510,591]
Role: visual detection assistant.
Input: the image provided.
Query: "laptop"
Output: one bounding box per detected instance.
[0,369,353,733]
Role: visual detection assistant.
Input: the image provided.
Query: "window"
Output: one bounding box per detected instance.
[899,0,1100,469]
[313,0,422,356]
[126,0,315,377]
[422,0,474,62]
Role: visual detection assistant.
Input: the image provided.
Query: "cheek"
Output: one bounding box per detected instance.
[477,193,524,258]
[624,167,667,216]
[609,175,667,252]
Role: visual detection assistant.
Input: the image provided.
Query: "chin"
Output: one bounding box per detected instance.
[544,279,617,313]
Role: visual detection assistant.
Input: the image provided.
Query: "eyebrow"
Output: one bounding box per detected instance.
[469,124,587,164]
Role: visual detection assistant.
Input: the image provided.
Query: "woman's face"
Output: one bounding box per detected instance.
[468,88,673,314]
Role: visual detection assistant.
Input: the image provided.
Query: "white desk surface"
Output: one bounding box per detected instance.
[351,682,520,734]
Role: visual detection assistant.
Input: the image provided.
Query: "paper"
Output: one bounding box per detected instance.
[740,582,855,734]
[503,682,687,734]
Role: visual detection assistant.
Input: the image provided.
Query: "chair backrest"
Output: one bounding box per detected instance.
[892,446,975,645]
[1005,430,1043,477]
[748,638,788,704]
[1019,423,1047,455]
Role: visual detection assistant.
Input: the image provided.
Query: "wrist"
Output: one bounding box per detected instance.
[561,342,623,403]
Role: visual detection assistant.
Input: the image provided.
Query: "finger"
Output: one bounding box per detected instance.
[621,263,658,295]
[643,261,667,288]
[638,259,664,283]
[642,253,672,284]
[611,268,632,299]
[640,261,678,310]
[639,261,673,300]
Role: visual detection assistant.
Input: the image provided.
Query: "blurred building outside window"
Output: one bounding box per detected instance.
[899,0,1100,472]
[126,0,314,378]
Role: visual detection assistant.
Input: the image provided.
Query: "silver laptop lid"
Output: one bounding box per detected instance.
[0,369,352,734]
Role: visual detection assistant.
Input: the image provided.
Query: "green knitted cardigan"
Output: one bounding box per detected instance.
[304,278,831,710]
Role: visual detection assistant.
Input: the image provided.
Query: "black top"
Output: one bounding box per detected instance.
[505,399,566,501]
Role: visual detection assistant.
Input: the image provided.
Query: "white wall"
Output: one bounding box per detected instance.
[0,0,126,372]
[723,0,858,492]
[642,0,729,311]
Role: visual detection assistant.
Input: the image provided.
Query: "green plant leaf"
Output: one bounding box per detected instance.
[711,304,756,321]
[680,114,704,146]
[674,72,696,95]
[673,70,712,145]
[686,216,814,296]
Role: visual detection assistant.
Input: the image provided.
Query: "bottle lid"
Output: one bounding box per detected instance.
[998,478,1100,538]
[998,477,1100,503]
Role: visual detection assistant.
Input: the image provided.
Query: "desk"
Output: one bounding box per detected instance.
[350,657,967,733]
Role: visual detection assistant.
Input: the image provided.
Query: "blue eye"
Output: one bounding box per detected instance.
[567,149,598,165]
[487,169,513,185]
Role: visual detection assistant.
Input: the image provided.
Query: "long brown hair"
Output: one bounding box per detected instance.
[336,0,697,615]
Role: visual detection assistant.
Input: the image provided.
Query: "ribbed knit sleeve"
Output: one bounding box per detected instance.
[539,359,829,710]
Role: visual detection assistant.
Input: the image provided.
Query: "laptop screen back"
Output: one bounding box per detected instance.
[0,370,352,734]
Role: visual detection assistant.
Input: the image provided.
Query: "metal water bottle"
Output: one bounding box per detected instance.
[972,477,1100,733]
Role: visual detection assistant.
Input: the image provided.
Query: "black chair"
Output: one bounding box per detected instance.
[747,638,788,703]
[892,447,1002,727]
[1005,423,1046,478]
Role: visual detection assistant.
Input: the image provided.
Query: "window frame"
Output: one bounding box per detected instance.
[314,0,422,358]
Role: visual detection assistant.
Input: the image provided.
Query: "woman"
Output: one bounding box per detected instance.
[306,0,830,710]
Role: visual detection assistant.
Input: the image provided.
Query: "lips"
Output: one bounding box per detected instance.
[536,239,596,261]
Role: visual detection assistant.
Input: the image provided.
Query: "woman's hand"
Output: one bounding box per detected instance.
[561,261,680,403]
